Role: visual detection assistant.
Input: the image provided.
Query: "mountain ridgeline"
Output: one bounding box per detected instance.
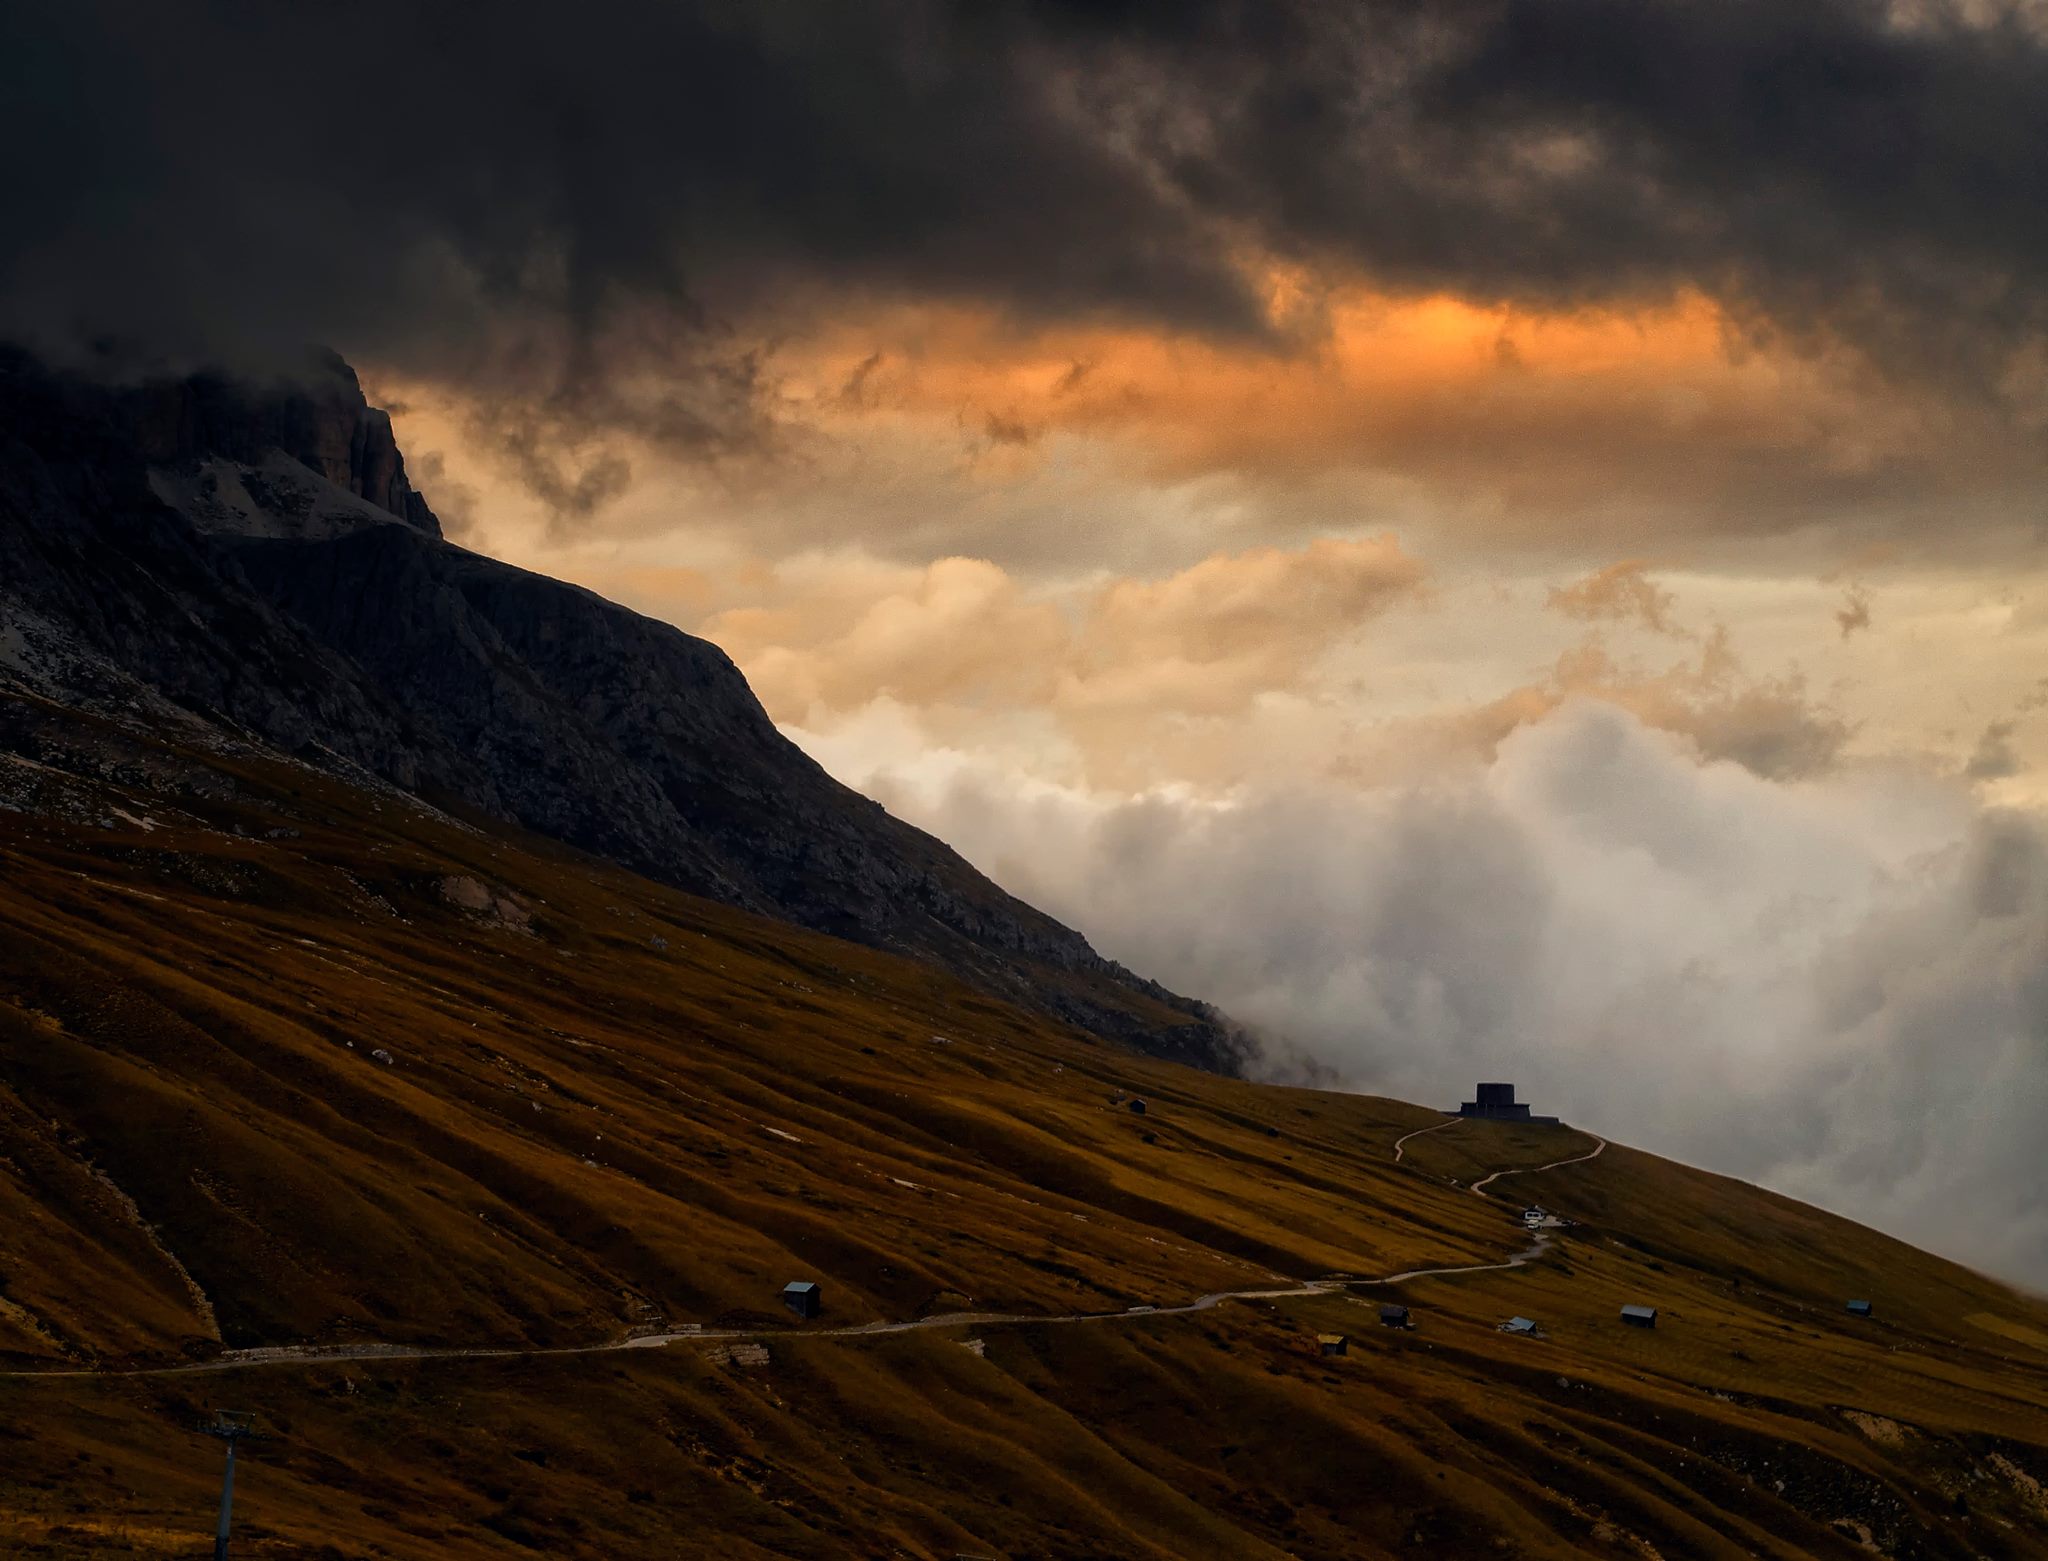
[0,348,1240,1071]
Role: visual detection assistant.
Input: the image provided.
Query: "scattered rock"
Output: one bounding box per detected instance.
[1839,1409,1911,1448]
[439,875,532,933]
[707,1342,770,1368]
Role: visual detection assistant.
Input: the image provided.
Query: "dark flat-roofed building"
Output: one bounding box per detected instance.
[1454,1082,1559,1124]
[1379,1303,1411,1328]
[1846,1299,1873,1318]
[1620,1304,1657,1329]
[782,1280,822,1319]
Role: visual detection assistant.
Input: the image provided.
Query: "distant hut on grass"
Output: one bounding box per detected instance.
[782,1280,821,1320]
[1846,1299,1873,1318]
[1378,1303,1411,1329]
[1620,1304,1657,1329]
[1318,1333,1348,1357]
[1500,1316,1539,1336]
[1127,1098,1148,1115]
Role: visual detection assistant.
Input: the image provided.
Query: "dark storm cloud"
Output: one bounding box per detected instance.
[5,0,2047,415]
[1414,0,2048,378]
[0,0,1258,382]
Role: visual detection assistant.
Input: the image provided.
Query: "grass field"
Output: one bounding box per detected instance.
[3,690,2047,1558]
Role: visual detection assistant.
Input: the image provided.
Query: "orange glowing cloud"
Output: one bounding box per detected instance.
[791,289,1778,465]
[760,280,2027,546]
[377,267,2048,575]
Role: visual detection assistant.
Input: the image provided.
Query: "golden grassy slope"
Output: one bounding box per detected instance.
[2,695,2047,1558]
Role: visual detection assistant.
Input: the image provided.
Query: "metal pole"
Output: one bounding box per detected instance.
[214,1436,236,1560]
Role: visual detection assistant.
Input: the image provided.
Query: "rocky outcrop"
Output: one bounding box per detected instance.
[124,350,442,536]
[0,348,1242,1072]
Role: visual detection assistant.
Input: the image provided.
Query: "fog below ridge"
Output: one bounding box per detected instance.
[801,698,2048,1290]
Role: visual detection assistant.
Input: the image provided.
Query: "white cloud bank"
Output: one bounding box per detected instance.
[802,697,2048,1289]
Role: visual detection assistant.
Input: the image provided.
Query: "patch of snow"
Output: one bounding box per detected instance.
[149,453,407,542]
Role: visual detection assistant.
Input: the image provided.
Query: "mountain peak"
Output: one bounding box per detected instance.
[0,345,1241,1072]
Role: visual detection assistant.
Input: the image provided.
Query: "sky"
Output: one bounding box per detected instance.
[7,0,2048,1285]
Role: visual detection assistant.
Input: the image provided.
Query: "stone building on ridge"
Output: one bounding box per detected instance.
[1454,1082,1559,1124]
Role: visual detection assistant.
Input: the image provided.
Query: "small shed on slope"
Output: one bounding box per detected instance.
[1620,1304,1657,1329]
[782,1280,822,1320]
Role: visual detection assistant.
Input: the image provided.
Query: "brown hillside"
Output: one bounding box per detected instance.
[2,694,2046,1558]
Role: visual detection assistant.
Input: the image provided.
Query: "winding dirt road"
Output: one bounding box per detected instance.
[1468,1134,1608,1199]
[2,1129,1606,1383]
[1390,1116,1460,1162]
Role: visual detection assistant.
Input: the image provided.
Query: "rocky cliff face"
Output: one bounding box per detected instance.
[0,348,1242,1071]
